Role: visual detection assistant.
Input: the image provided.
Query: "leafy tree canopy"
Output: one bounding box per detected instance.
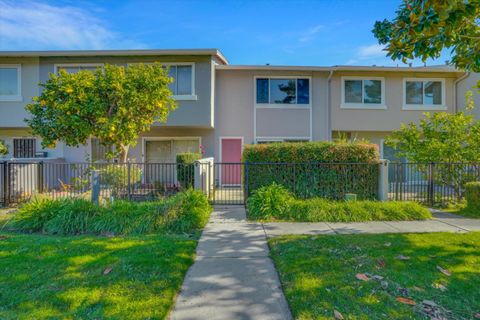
[385,105,480,163]
[26,63,176,162]
[373,0,480,71]
[0,139,8,156]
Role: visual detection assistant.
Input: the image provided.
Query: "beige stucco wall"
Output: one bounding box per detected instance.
[0,57,40,128]
[331,71,458,132]
[0,128,64,159]
[214,69,330,159]
[37,55,215,128]
[457,72,480,118]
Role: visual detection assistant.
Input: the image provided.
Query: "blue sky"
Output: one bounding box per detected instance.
[0,0,451,66]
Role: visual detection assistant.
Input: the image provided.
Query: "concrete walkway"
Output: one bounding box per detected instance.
[263,211,480,238]
[170,206,292,320]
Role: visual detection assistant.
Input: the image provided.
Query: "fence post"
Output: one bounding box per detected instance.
[378,159,389,201]
[91,170,100,205]
[427,162,435,206]
[194,161,202,191]
[2,162,8,206]
[244,162,249,205]
[127,162,131,201]
[37,161,44,194]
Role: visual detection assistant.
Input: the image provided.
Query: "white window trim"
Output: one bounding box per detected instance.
[254,76,312,109]
[402,78,446,111]
[128,62,197,101]
[255,136,311,144]
[53,63,104,74]
[340,76,386,109]
[0,64,22,102]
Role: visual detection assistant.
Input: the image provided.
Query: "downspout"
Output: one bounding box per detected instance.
[326,70,334,141]
[454,71,470,112]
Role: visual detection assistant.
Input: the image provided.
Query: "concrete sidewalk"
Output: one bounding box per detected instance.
[170,206,292,320]
[262,211,480,238]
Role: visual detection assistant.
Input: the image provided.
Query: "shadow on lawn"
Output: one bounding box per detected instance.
[0,232,197,319]
[270,232,480,319]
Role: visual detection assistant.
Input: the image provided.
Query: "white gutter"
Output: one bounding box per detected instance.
[327,70,334,141]
[454,71,470,112]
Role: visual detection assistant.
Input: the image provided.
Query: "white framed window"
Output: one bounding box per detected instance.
[0,64,22,101]
[341,76,385,109]
[255,76,311,107]
[54,63,104,74]
[403,78,446,110]
[127,62,196,101]
[164,63,195,100]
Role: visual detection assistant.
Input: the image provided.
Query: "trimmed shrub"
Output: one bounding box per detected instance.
[163,189,212,233]
[246,183,293,220]
[465,181,480,210]
[176,153,202,188]
[243,141,380,200]
[246,183,431,222]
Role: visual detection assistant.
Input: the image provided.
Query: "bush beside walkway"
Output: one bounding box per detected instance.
[247,184,431,222]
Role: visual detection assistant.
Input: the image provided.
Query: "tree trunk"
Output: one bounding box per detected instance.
[120,144,130,163]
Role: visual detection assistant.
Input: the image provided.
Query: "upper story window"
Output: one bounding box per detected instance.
[256,77,310,106]
[128,62,196,100]
[0,64,21,101]
[341,77,385,109]
[54,64,103,74]
[403,78,445,110]
[166,64,194,97]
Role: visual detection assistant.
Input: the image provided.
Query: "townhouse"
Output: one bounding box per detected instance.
[0,49,474,165]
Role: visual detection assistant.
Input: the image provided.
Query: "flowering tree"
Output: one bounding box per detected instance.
[26,63,176,162]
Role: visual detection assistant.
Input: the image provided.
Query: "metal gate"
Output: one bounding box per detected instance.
[210,162,245,205]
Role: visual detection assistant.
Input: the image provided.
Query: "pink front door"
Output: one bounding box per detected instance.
[221,138,242,185]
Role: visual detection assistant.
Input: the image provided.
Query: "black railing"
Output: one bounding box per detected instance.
[1,161,479,207]
[0,161,200,205]
[389,162,480,205]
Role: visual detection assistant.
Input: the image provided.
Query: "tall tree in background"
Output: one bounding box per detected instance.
[26,63,176,162]
[373,0,480,72]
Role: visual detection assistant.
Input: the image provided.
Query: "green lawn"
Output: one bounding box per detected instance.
[269,232,480,319]
[442,202,480,219]
[0,231,198,319]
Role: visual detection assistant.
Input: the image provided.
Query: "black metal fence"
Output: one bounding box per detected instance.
[1,161,198,206]
[1,161,479,207]
[389,162,480,205]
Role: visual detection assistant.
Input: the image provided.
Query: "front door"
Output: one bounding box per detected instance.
[220,138,242,185]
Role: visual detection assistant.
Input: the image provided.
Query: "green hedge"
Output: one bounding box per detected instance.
[242,141,380,200]
[465,181,480,209]
[246,183,431,222]
[11,189,212,235]
[176,153,202,188]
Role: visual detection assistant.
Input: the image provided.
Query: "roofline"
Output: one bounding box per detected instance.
[0,49,229,64]
[216,64,463,73]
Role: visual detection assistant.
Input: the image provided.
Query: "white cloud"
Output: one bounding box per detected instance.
[0,0,143,50]
[298,25,324,43]
[358,44,386,59]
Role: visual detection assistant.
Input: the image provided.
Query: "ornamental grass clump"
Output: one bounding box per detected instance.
[12,189,212,236]
[247,183,431,222]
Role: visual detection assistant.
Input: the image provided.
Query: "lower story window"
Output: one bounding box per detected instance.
[13,138,36,158]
